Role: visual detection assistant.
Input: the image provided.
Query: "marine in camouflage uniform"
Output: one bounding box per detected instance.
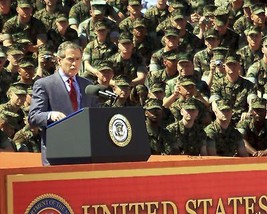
[165,98,207,156]
[214,8,240,51]
[143,98,172,154]
[237,26,263,75]
[149,27,179,72]
[205,99,248,157]
[193,28,220,80]
[33,0,66,31]
[110,32,147,86]
[47,14,79,53]
[0,110,19,151]
[246,37,267,98]
[2,0,47,50]
[0,82,28,132]
[78,1,119,47]
[210,54,257,125]
[0,48,14,104]
[148,50,179,87]
[82,21,118,79]
[237,97,267,156]
[144,0,170,32]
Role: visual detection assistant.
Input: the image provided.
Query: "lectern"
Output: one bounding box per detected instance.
[46,107,151,165]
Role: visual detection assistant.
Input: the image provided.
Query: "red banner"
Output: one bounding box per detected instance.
[7,162,267,214]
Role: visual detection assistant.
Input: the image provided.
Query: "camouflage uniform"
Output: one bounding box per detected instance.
[0,68,14,104]
[47,14,79,53]
[2,15,47,45]
[78,17,119,44]
[210,55,257,124]
[107,0,128,17]
[205,120,245,156]
[237,98,267,153]
[33,6,66,31]
[0,110,19,151]
[165,100,207,155]
[68,1,90,26]
[13,124,41,152]
[144,4,170,32]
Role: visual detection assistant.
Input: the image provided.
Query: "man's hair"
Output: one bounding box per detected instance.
[56,41,82,58]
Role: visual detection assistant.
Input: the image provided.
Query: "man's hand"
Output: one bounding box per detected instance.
[50,111,66,122]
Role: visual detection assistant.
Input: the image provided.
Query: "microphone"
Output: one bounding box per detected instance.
[85,85,118,104]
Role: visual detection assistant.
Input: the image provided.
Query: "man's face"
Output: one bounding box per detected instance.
[118,42,134,55]
[145,108,163,123]
[44,0,57,6]
[17,6,32,19]
[97,69,114,85]
[164,35,179,49]
[216,108,232,122]
[225,61,240,76]
[0,0,11,14]
[95,28,108,40]
[58,48,82,77]
[181,108,199,122]
[18,66,35,81]
[133,26,147,38]
[56,21,69,33]
[251,12,265,27]
[261,42,267,57]
[127,5,142,15]
[9,91,26,107]
[177,61,194,76]
[247,33,262,49]
[178,84,195,99]
[163,58,177,70]
[172,18,187,30]
[114,85,131,99]
[204,37,220,50]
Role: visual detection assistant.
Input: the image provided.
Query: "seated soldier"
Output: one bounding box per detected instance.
[237,97,267,157]
[165,98,208,156]
[205,99,248,157]
[0,110,19,151]
[143,98,171,154]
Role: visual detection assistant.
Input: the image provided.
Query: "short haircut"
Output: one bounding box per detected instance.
[56,41,82,58]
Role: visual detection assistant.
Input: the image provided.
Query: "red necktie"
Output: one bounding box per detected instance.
[68,77,78,111]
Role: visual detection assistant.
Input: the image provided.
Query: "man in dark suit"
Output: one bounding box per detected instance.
[28,41,99,165]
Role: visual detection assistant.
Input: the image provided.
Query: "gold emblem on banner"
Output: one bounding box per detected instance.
[25,193,74,214]
[109,114,132,147]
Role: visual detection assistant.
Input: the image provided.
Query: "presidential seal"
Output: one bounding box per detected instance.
[109,114,132,147]
[25,193,74,214]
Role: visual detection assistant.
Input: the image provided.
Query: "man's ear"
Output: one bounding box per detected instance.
[57,57,61,66]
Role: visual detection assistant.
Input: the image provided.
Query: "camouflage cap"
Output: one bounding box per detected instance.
[0,110,19,129]
[135,84,148,94]
[177,76,196,86]
[245,26,262,36]
[95,21,107,30]
[91,0,106,15]
[214,8,229,26]
[133,19,146,28]
[7,46,24,55]
[216,99,231,111]
[56,14,68,22]
[204,28,219,39]
[97,60,113,72]
[114,76,130,87]
[171,9,186,20]
[18,57,35,68]
[212,46,229,61]
[251,4,265,15]
[128,0,141,6]
[162,50,178,61]
[243,0,253,8]
[203,4,217,17]
[118,32,133,44]
[178,52,193,63]
[150,82,165,93]
[8,82,27,95]
[144,98,163,110]
[17,0,31,8]
[181,98,198,110]
[251,97,266,109]
[164,27,180,37]
[225,53,241,64]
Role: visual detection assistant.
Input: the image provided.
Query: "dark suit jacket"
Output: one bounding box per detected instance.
[28,71,99,128]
